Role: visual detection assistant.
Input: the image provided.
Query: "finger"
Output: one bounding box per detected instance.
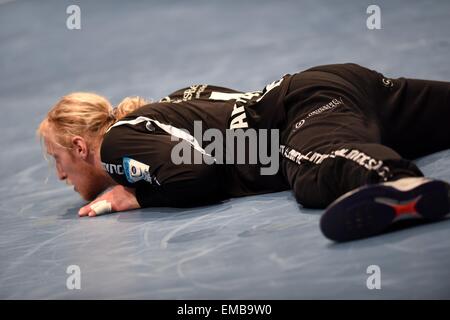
[89,200,112,216]
[78,205,91,217]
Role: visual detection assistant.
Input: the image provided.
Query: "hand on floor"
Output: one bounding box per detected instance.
[78,185,140,217]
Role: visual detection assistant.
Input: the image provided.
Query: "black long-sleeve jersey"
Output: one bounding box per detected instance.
[101,62,450,209]
[100,74,293,208]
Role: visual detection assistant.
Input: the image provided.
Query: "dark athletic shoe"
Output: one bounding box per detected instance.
[320,177,450,242]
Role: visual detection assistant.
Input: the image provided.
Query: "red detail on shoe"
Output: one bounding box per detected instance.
[393,200,419,217]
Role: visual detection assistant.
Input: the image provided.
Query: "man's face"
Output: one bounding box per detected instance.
[44,137,108,201]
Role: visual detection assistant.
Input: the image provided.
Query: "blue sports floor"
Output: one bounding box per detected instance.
[0,0,449,299]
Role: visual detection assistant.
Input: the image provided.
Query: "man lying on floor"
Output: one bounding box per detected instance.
[37,63,450,242]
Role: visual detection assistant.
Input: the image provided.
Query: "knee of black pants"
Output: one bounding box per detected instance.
[290,160,345,209]
[292,178,334,209]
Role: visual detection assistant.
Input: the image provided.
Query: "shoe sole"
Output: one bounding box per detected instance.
[320,179,450,242]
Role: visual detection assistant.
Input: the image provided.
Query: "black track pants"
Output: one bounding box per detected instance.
[280,63,450,208]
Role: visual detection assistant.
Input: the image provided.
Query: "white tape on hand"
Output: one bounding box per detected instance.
[90,200,112,215]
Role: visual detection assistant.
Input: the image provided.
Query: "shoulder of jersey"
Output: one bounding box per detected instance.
[159,84,242,103]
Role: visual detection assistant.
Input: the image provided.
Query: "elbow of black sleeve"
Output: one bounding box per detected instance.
[166,164,226,207]
[135,164,226,208]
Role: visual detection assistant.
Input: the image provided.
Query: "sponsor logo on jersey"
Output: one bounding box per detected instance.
[123,157,150,183]
[294,119,305,130]
[292,97,344,133]
[183,84,208,101]
[101,162,124,175]
[159,84,208,103]
[306,97,343,118]
[122,157,160,185]
[382,78,394,88]
[279,145,390,180]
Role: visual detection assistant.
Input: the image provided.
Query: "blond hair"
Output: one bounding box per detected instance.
[37,92,150,149]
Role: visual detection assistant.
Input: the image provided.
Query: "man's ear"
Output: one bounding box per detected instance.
[71,136,89,160]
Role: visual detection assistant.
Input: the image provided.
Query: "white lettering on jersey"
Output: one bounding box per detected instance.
[208,76,285,130]
[280,145,390,180]
[101,162,124,175]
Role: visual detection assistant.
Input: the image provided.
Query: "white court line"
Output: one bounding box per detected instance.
[159,214,209,249]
